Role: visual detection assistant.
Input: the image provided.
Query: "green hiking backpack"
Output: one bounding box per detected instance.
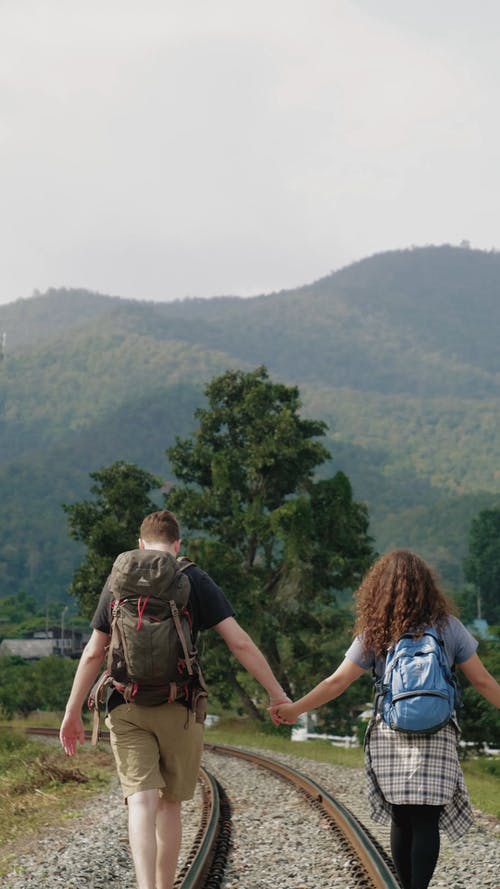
[88,549,207,743]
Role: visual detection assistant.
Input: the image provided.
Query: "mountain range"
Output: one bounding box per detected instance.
[0,244,498,606]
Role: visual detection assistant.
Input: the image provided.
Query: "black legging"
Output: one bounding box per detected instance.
[390,804,443,889]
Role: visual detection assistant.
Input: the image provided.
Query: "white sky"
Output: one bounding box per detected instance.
[2,0,500,303]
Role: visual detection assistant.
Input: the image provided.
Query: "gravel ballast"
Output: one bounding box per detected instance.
[1,745,498,888]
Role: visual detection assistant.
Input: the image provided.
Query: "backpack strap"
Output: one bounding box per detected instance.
[421,628,454,675]
[423,626,462,720]
[166,556,196,676]
[421,627,444,646]
[372,671,383,717]
[88,670,114,745]
[175,557,210,699]
[169,599,194,676]
[177,556,195,571]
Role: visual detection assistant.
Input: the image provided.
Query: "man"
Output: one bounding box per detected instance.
[60,510,289,889]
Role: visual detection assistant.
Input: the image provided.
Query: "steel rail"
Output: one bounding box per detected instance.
[173,766,222,889]
[24,726,110,742]
[22,727,399,887]
[206,742,400,889]
[22,726,226,889]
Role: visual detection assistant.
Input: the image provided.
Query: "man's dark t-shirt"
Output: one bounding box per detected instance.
[91,562,235,710]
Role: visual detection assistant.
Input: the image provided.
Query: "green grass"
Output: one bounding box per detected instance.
[0,712,497,878]
[0,725,115,876]
[205,716,364,768]
[461,758,500,819]
[206,716,500,819]
[8,709,94,730]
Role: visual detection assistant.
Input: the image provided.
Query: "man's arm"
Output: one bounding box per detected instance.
[213,616,289,704]
[59,629,109,756]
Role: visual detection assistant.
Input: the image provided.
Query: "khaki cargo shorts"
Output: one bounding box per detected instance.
[105,701,204,801]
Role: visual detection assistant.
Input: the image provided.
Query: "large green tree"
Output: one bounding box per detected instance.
[64,461,161,618]
[167,367,374,722]
[459,640,500,748]
[0,655,78,718]
[463,508,500,624]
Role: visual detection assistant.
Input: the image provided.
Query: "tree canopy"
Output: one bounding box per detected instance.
[463,508,500,624]
[63,461,161,618]
[167,367,374,721]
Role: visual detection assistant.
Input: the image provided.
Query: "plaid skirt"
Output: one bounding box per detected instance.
[364,716,474,841]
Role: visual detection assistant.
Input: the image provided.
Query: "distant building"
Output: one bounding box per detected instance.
[0,638,55,659]
[0,627,89,659]
[469,619,496,640]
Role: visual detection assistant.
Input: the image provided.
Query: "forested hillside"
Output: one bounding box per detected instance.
[0,244,499,607]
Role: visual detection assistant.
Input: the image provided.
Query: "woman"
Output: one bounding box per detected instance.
[276,549,500,889]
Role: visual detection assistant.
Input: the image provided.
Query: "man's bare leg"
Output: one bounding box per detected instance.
[127,789,159,889]
[156,798,182,889]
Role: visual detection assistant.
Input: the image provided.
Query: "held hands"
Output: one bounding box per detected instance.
[275,701,300,725]
[268,695,292,726]
[268,695,300,726]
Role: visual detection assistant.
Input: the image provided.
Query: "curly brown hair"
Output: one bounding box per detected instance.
[353,549,456,657]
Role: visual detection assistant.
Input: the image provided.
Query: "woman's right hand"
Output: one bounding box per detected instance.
[276,701,301,724]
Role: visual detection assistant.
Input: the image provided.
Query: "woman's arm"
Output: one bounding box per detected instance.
[458,652,500,708]
[277,658,366,723]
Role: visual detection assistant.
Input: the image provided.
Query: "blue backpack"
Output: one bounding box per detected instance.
[375,628,459,734]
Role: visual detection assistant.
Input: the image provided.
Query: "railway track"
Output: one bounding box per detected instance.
[23,726,400,888]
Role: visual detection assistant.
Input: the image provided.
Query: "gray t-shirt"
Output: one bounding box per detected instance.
[345,615,478,679]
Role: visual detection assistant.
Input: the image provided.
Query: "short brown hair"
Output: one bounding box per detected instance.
[139,510,180,544]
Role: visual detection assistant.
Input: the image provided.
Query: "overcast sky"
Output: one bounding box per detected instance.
[2,0,500,304]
